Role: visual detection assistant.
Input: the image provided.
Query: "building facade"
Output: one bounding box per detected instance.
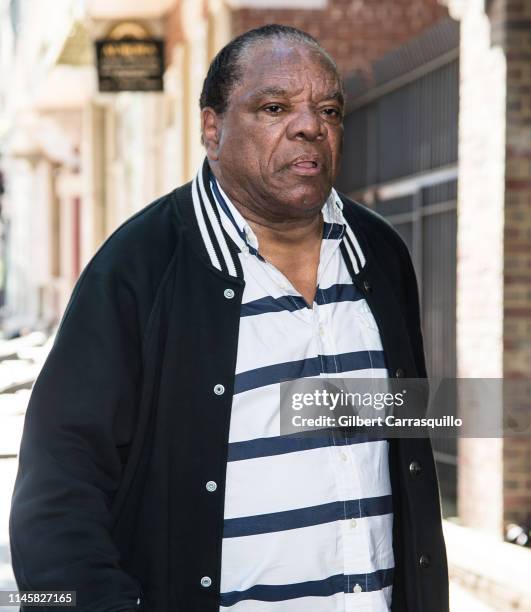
[0,0,450,330]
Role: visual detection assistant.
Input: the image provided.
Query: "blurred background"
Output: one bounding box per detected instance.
[0,0,530,610]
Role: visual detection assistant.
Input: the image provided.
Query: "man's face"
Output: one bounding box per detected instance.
[203,39,344,220]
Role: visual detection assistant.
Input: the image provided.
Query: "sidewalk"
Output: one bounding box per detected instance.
[449,581,495,612]
[444,519,531,611]
[0,457,18,611]
[0,333,52,611]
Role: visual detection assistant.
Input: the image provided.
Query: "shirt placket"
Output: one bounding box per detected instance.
[326,422,373,612]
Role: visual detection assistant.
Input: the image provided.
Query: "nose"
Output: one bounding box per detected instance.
[286,107,327,142]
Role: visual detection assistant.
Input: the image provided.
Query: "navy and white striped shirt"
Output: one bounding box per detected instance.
[211,176,394,612]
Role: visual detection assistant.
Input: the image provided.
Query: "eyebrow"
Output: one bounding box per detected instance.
[248,86,344,107]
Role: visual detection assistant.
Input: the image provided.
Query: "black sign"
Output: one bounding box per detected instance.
[95,38,164,92]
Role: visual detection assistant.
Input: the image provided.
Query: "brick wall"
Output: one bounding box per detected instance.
[453,0,531,532]
[502,0,531,527]
[231,0,449,80]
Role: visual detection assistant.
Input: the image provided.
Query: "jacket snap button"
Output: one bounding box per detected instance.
[214,384,225,395]
[409,461,422,477]
[363,280,372,293]
[205,480,217,492]
[224,288,235,299]
[395,368,405,378]
[419,554,431,569]
[200,576,212,587]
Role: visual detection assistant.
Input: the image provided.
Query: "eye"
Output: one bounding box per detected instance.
[263,104,284,114]
[321,108,341,119]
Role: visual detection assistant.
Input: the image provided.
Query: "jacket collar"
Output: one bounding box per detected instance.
[184,156,368,280]
[189,157,243,279]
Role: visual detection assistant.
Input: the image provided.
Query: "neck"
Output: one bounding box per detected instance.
[211,170,325,254]
[245,206,324,250]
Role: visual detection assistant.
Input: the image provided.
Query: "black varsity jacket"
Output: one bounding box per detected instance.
[9,159,449,612]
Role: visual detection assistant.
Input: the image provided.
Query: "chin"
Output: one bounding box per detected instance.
[284,185,331,214]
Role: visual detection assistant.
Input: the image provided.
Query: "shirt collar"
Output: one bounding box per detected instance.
[210,174,346,255]
[190,156,366,277]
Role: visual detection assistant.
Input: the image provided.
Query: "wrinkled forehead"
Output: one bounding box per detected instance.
[234,39,342,102]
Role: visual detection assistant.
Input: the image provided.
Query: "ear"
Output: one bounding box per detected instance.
[201,107,222,161]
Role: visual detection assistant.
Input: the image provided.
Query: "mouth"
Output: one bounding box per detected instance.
[290,156,323,176]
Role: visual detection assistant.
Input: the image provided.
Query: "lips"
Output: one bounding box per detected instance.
[290,156,323,176]
[294,161,318,168]
[291,155,321,167]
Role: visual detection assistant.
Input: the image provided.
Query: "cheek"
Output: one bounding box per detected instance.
[329,133,343,165]
[238,135,282,175]
[223,130,248,154]
[225,126,265,159]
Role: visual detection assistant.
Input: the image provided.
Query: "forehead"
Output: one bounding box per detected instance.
[234,39,340,100]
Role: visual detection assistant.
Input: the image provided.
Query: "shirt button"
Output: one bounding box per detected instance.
[224,288,235,299]
[340,451,348,462]
[205,480,217,492]
[319,323,325,337]
[350,518,357,528]
[214,384,225,395]
[419,554,431,569]
[409,460,422,477]
[353,583,363,593]
[200,576,212,588]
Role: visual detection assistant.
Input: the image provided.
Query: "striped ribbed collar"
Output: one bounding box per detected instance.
[210,173,346,259]
[190,157,366,279]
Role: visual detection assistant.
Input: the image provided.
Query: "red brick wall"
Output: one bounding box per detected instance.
[503,0,531,527]
[231,0,449,80]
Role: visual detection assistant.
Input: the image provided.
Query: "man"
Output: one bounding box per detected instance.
[10,25,448,612]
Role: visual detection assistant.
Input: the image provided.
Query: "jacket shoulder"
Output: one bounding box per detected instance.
[78,181,195,295]
[56,185,191,345]
[88,188,182,278]
[337,192,411,265]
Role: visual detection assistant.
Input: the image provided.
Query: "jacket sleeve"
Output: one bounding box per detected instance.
[396,235,428,379]
[9,260,144,612]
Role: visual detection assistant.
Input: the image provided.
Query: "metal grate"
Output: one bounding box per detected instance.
[336,18,459,515]
[336,60,459,192]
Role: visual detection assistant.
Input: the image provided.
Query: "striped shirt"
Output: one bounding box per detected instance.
[211,175,394,612]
